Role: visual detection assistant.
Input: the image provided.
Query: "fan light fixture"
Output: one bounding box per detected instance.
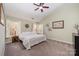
[39,7,42,9]
[33,3,49,12]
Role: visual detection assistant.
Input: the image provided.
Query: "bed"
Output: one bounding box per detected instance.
[19,32,46,50]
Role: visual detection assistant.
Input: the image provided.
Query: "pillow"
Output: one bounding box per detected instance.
[21,32,36,36]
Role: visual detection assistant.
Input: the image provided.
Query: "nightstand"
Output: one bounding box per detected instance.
[12,36,19,43]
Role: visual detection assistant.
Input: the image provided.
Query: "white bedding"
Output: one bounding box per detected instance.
[19,32,46,50]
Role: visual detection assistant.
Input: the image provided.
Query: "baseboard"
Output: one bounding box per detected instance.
[5,37,12,44]
[47,38,73,46]
[5,41,12,44]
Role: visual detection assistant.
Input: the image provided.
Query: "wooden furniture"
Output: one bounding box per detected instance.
[75,35,79,56]
[12,36,20,43]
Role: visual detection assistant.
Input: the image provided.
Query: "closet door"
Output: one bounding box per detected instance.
[0,4,5,56]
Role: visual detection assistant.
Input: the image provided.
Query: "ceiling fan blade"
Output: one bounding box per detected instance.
[40,3,44,6]
[35,8,39,11]
[43,6,49,8]
[41,9,43,12]
[33,3,40,6]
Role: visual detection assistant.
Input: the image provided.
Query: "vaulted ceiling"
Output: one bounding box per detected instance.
[3,3,63,22]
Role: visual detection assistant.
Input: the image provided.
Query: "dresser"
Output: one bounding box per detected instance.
[75,35,79,56]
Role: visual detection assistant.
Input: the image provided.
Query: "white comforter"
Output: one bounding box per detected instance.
[19,32,46,50]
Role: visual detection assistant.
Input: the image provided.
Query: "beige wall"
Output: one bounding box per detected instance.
[32,23,43,34]
[6,17,43,37]
[21,20,35,32]
[6,16,35,38]
[40,4,79,44]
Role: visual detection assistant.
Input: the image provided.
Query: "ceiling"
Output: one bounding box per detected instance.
[3,3,63,22]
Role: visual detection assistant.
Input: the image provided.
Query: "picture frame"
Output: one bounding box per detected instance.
[52,20,64,29]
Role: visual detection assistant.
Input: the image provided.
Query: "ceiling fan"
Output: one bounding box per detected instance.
[33,3,49,12]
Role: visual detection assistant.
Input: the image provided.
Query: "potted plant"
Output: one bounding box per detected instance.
[74,24,79,35]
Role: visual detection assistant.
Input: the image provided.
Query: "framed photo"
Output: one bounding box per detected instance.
[52,20,64,29]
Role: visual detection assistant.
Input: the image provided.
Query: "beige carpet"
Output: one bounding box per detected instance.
[4,39,74,56]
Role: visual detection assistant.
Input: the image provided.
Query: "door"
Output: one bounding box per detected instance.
[0,4,5,56]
